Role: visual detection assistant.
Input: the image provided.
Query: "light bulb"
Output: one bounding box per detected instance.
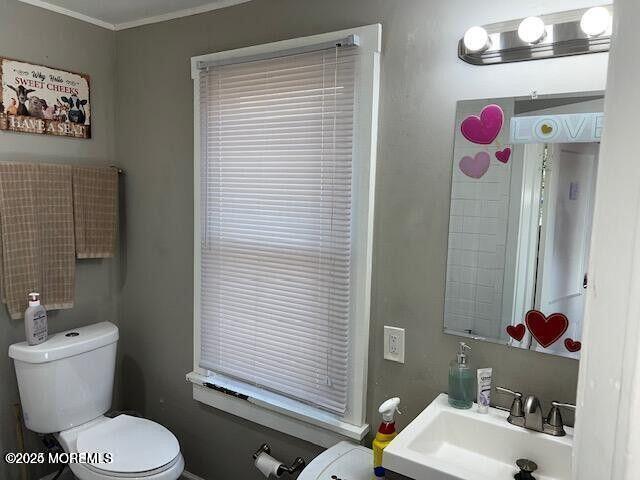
[580,7,611,37]
[518,16,546,44]
[463,26,490,52]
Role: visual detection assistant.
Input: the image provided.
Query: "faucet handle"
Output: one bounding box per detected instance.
[496,386,525,418]
[496,386,522,398]
[551,401,576,411]
[545,401,576,436]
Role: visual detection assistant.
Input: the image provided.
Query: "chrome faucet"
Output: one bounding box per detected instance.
[496,387,576,436]
[523,394,544,432]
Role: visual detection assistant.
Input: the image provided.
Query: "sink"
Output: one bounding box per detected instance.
[383,394,573,480]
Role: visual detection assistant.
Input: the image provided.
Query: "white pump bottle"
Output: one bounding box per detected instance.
[24,292,48,346]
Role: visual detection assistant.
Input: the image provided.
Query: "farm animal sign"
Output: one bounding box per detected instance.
[0,58,90,139]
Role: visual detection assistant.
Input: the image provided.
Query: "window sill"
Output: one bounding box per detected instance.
[186,371,369,448]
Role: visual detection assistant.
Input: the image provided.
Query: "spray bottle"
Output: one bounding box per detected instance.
[372,397,400,480]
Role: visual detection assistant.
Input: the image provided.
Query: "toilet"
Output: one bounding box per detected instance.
[9,322,184,480]
[296,442,373,480]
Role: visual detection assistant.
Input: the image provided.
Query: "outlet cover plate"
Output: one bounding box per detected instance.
[384,326,405,363]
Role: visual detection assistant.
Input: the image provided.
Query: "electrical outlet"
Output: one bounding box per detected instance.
[384,326,405,363]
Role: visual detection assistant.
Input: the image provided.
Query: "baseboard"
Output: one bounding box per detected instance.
[182,470,207,480]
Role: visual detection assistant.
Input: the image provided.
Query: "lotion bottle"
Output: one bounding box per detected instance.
[448,342,474,409]
[24,292,48,346]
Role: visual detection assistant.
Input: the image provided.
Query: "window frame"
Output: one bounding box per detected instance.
[188,24,381,447]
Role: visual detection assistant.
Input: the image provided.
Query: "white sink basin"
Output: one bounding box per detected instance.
[383,394,573,480]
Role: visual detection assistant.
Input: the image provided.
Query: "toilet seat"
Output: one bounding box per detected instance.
[77,415,180,475]
[69,454,184,480]
[57,415,184,480]
[83,454,183,478]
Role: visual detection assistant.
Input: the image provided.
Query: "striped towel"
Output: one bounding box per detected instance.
[0,163,75,319]
[72,166,118,258]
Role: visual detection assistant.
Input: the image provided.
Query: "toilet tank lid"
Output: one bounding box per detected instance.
[8,322,119,364]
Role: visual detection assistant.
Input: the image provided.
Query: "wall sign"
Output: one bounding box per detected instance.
[510,112,603,144]
[0,58,90,139]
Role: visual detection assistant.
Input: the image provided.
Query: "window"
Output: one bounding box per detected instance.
[189,25,381,446]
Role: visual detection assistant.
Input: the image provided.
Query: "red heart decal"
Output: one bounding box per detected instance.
[525,310,569,348]
[564,338,582,352]
[495,147,511,163]
[460,104,504,145]
[506,324,526,341]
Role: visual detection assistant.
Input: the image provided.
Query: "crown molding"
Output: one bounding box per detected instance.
[17,0,253,31]
[18,0,115,29]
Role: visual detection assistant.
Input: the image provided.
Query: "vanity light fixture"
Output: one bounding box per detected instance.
[518,16,546,44]
[459,4,612,65]
[463,26,490,53]
[580,6,612,37]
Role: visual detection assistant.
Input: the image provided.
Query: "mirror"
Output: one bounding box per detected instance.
[444,92,604,359]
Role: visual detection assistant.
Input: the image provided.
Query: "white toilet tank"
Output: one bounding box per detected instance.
[9,322,119,434]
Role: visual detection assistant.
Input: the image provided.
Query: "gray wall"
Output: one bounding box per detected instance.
[0,1,117,479]
[114,0,608,478]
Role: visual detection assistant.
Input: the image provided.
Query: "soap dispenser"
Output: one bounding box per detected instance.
[448,342,474,409]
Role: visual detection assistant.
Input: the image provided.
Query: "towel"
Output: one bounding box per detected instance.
[72,166,118,258]
[0,163,75,319]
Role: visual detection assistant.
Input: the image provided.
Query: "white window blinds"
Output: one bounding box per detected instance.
[198,45,358,415]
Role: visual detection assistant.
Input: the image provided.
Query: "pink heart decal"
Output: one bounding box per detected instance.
[459,151,490,179]
[495,147,511,163]
[564,338,582,352]
[506,324,526,342]
[460,104,504,145]
[525,310,569,348]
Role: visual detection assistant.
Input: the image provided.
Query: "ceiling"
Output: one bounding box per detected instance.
[18,0,253,30]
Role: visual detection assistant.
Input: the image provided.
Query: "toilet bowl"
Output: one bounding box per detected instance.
[296,442,372,480]
[9,322,184,480]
